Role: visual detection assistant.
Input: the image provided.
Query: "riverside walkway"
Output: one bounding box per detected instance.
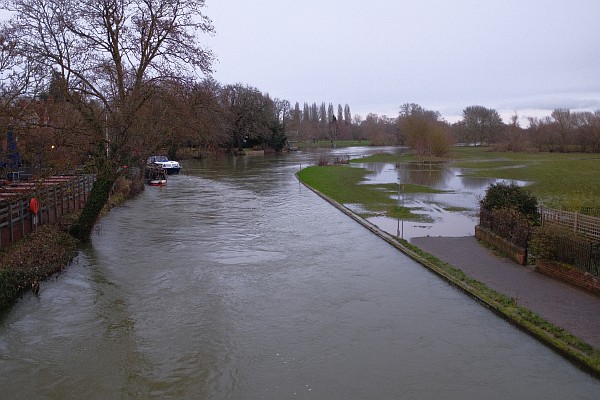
[411,235,600,350]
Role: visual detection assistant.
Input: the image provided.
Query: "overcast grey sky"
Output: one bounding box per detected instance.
[204,0,600,123]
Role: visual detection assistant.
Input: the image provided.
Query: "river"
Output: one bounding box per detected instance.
[1,149,599,399]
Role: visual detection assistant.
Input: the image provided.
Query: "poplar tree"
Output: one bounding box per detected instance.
[344,104,352,125]
[327,102,334,123]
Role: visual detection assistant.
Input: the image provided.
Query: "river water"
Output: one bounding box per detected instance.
[1,149,599,399]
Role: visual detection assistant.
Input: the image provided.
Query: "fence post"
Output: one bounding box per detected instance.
[19,197,25,241]
[8,201,13,243]
[52,185,57,222]
[72,178,77,210]
[61,182,65,215]
[76,177,80,208]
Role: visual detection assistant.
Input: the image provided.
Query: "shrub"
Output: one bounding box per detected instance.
[480,182,539,221]
[480,207,533,248]
[0,224,77,310]
[530,226,559,260]
[530,225,598,271]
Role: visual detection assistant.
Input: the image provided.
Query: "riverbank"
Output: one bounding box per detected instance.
[0,215,78,310]
[297,174,600,378]
[0,176,142,311]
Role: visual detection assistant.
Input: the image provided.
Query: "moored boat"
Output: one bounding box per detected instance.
[147,155,181,175]
[144,164,167,186]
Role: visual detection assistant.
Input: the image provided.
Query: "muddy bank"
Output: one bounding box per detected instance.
[0,218,78,310]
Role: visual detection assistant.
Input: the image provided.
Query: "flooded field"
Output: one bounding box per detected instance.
[352,159,528,239]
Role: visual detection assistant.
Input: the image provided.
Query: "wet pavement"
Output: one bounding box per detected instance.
[410,236,600,349]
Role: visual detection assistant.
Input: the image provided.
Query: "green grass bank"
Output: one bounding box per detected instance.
[296,165,444,222]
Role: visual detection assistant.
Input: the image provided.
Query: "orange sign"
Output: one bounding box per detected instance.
[29,198,39,214]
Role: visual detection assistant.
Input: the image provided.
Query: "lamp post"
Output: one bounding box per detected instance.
[397,177,404,239]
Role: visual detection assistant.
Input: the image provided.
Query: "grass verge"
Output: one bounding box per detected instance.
[297,165,438,221]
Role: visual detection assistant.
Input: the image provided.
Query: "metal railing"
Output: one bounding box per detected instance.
[479,208,532,249]
[480,205,600,276]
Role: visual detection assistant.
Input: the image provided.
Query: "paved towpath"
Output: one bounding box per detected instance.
[410,236,600,349]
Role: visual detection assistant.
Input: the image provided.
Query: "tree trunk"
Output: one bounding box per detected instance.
[69,174,116,242]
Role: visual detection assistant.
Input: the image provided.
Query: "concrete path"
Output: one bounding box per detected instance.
[410,236,600,349]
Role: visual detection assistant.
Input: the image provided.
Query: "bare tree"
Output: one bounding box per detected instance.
[399,102,440,121]
[0,24,41,138]
[286,101,301,139]
[267,98,288,151]
[462,105,503,146]
[527,116,554,152]
[499,113,527,151]
[580,111,600,153]
[327,102,334,124]
[1,0,214,240]
[402,114,453,160]
[221,84,273,150]
[395,103,453,159]
[362,113,398,146]
[551,108,575,152]
[187,78,228,155]
[397,103,443,148]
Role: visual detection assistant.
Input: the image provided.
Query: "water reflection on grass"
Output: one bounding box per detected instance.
[353,161,526,239]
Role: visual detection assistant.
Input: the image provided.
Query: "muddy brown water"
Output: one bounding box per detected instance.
[1,149,599,399]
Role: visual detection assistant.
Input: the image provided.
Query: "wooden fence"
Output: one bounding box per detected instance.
[0,175,95,249]
[540,206,600,242]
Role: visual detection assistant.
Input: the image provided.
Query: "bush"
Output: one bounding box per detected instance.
[480,207,533,248]
[530,226,560,260]
[0,224,78,310]
[530,225,599,271]
[480,182,539,221]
